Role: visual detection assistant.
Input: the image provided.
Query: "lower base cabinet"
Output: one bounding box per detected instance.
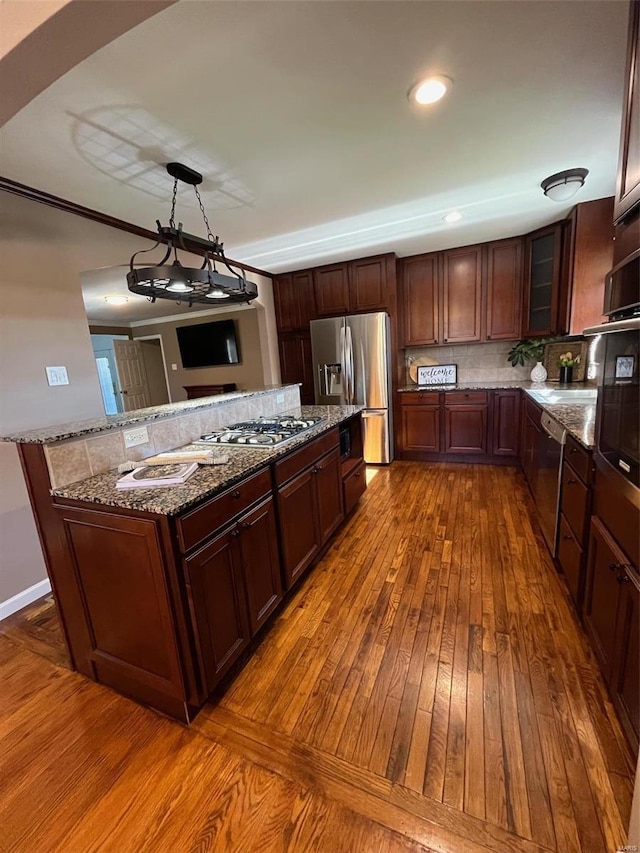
[444,404,487,454]
[584,515,639,754]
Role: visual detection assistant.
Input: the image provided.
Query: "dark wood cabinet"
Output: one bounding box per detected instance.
[278,332,314,404]
[184,383,237,399]
[491,390,519,456]
[313,263,351,317]
[584,516,629,683]
[277,467,320,589]
[441,245,483,343]
[614,0,640,223]
[522,223,564,337]
[485,238,523,340]
[611,571,640,753]
[186,527,251,693]
[313,254,395,317]
[399,392,441,453]
[556,436,594,610]
[522,400,543,493]
[349,256,388,312]
[399,253,439,345]
[273,270,316,332]
[237,498,282,636]
[314,447,345,544]
[443,391,488,455]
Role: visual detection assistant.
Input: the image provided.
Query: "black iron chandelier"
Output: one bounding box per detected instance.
[126,163,258,306]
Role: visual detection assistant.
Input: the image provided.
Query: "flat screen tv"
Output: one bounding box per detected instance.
[176,319,240,368]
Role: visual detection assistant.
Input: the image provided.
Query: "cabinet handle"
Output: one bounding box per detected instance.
[444,337,448,342]
[563,535,572,540]
[316,464,324,471]
[434,339,438,344]
[487,335,491,340]
[609,562,620,572]
[241,521,251,529]
[231,490,241,499]
[567,478,577,485]
[230,529,240,537]
[617,573,631,583]
[570,447,578,454]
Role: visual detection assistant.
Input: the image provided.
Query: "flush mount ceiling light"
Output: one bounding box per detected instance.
[408,75,453,106]
[127,162,257,306]
[443,211,462,223]
[104,295,128,306]
[540,168,589,202]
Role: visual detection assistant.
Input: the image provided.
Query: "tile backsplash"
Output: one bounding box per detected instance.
[405,341,530,384]
[45,385,301,489]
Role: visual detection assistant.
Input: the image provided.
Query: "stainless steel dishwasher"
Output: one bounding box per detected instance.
[536,411,566,556]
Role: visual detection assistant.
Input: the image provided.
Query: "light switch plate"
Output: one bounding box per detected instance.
[46,366,69,386]
[123,426,149,448]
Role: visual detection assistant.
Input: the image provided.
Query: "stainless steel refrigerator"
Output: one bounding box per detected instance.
[310,312,393,464]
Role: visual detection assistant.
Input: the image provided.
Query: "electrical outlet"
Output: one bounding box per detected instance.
[123,426,149,448]
[276,393,285,404]
[171,363,178,371]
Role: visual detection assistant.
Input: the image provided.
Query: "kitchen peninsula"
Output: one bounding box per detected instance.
[4,385,366,722]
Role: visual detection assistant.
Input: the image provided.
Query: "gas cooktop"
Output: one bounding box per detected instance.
[196,416,325,448]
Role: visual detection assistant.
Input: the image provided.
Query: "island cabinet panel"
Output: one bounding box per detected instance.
[441,245,483,343]
[314,446,344,544]
[314,263,351,317]
[612,574,640,752]
[485,238,523,340]
[349,256,388,312]
[60,508,186,716]
[277,468,320,589]
[238,498,283,636]
[491,390,520,456]
[400,253,439,345]
[185,527,250,694]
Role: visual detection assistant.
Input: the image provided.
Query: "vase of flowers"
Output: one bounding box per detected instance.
[558,351,580,384]
[507,338,553,382]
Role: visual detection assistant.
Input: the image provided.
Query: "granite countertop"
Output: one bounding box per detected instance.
[398,381,597,448]
[2,385,299,444]
[50,405,364,516]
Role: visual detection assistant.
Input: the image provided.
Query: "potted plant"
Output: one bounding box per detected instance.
[558,351,580,384]
[507,338,553,382]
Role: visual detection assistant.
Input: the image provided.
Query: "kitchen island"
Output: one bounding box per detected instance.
[5,386,366,722]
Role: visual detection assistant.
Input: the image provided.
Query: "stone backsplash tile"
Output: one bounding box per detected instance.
[86,432,126,476]
[405,341,530,384]
[45,440,92,489]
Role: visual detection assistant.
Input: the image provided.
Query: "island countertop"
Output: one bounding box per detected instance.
[50,405,364,516]
[2,385,300,444]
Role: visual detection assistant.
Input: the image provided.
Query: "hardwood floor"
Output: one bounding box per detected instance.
[0,463,634,853]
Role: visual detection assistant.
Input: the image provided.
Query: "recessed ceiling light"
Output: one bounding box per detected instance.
[443,211,462,223]
[408,75,453,106]
[104,296,128,306]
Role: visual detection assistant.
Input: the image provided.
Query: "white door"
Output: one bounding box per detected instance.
[113,340,151,411]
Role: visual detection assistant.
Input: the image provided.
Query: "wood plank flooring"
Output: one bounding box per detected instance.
[0,462,634,853]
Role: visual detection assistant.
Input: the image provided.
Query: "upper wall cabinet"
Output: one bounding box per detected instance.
[485,237,523,341]
[522,223,563,338]
[441,245,483,343]
[314,253,395,317]
[399,238,523,346]
[615,0,640,224]
[401,253,440,345]
[273,270,316,332]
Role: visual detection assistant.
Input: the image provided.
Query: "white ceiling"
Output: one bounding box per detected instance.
[0,0,629,322]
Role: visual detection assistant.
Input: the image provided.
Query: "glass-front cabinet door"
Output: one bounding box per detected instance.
[522,224,563,337]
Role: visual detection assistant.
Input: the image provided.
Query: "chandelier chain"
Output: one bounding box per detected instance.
[169,178,179,228]
[194,185,217,246]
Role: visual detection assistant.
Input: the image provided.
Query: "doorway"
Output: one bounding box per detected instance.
[135,336,171,406]
[91,333,127,414]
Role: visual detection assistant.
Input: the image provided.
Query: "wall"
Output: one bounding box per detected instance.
[403,340,530,386]
[132,308,266,401]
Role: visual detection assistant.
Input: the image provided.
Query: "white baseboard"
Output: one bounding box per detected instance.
[0,578,52,622]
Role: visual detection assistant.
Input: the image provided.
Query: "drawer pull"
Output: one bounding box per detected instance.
[230,528,240,537]
[563,535,572,541]
[240,521,251,529]
[617,573,631,584]
[231,490,241,499]
[567,478,578,485]
[609,562,621,572]
[570,447,578,454]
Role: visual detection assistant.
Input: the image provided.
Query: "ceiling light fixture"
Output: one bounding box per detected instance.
[443,211,462,223]
[126,163,257,306]
[540,168,589,202]
[408,75,453,106]
[104,295,128,306]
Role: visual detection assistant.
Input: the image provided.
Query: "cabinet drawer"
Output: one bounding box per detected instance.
[274,428,339,486]
[343,460,366,515]
[561,460,589,542]
[565,434,592,484]
[557,513,584,607]
[177,468,272,553]
[444,390,488,405]
[399,391,440,406]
